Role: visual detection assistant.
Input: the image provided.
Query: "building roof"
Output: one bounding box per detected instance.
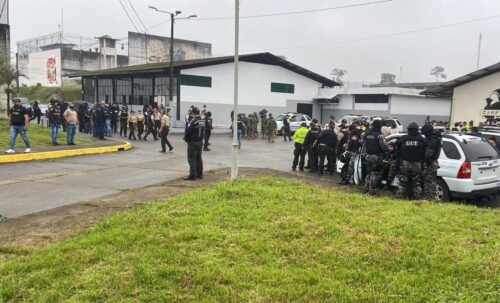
[70,52,338,87]
[421,61,500,97]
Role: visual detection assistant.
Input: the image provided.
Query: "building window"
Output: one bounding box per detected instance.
[155,76,177,107]
[180,74,212,87]
[116,78,132,105]
[133,77,153,106]
[354,94,389,103]
[97,79,113,103]
[271,82,295,94]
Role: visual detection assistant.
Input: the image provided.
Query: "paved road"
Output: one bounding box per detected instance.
[0,133,295,218]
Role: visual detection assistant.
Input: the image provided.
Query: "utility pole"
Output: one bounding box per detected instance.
[15,52,19,94]
[231,0,240,181]
[476,33,482,70]
[170,13,175,118]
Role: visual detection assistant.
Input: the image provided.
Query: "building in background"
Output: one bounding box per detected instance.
[423,61,500,127]
[71,53,337,126]
[315,86,451,127]
[128,31,211,66]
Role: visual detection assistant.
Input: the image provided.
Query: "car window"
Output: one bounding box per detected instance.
[459,140,498,162]
[442,141,461,160]
[292,116,301,122]
[300,116,307,122]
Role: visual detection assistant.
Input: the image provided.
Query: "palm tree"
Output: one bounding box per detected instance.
[430,66,447,82]
[0,58,22,112]
[331,68,347,85]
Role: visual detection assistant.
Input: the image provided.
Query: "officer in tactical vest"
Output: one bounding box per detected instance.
[421,124,442,200]
[363,119,386,195]
[259,109,268,139]
[395,122,428,199]
[316,123,338,175]
[304,122,321,173]
[283,114,292,141]
[184,107,206,181]
[267,113,277,143]
[47,99,62,146]
[110,102,120,133]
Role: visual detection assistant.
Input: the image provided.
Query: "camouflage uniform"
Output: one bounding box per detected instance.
[259,109,268,139]
[396,161,423,199]
[267,114,277,143]
[364,154,384,192]
[422,160,439,199]
[241,114,248,138]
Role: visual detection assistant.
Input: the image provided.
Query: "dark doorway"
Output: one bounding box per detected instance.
[297,103,313,117]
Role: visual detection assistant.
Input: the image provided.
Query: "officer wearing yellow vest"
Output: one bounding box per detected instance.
[292,122,309,171]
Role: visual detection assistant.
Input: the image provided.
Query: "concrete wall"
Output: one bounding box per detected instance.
[320,94,451,127]
[453,71,500,124]
[26,49,62,87]
[179,62,323,125]
[128,32,212,66]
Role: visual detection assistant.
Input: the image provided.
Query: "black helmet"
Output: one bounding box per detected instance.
[371,119,383,130]
[407,122,419,130]
[421,124,434,134]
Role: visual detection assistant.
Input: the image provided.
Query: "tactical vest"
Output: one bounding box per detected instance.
[399,135,425,162]
[364,130,383,155]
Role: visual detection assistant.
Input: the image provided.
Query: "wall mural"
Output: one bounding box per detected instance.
[482,89,500,126]
[46,57,58,85]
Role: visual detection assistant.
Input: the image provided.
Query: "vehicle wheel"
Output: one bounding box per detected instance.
[435,179,451,202]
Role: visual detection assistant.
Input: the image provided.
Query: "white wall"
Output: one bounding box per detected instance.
[180,62,322,107]
[27,49,62,87]
[453,72,500,124]
[390,95,451,116]
[355,102,388,111]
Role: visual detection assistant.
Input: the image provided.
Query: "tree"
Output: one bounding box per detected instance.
[380,73,396,85]
[331,68,347,84]
[430,66,447,82]
[0,58,22,112]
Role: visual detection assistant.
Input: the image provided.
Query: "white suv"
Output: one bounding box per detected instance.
[276,113,312,135]
[341,133,500,201]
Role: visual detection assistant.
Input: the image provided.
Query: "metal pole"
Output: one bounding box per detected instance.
[15,52,19,94]
[476,33,482,70]
[231,0,240,181]
[170,13,177,119]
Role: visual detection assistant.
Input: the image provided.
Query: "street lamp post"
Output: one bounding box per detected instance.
[149,6,197,120]
[231,0,240,181]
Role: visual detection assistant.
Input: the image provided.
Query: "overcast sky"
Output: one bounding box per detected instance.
[9,0,500,83]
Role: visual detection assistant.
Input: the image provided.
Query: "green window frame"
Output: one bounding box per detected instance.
[180,74,212,87]
[271,82,295,94]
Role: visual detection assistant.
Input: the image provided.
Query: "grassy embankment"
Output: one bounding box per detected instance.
[0,119,93,150]
[18,86,82,103]
[0,177,498,302]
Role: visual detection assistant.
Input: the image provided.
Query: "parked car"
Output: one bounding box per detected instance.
[339,115,371,125]
[276,113,312,135]
[15,97,31,109]
[477,127,500,144]
[372,117,404,133]
[338,133,500,201]
[38,103,48,116]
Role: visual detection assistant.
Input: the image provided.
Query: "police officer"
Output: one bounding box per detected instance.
[136,110,145,140]
[119,104,129,137]
[47,99,62,146]
[184,107,205,181]
[5,98,31,154]
[94,101,107,140]
[292,122,309,171]
[304,122,321,173]
[363,119,386,195]
[283,114,292,141]
[267,113,277,143]
[110,102,120,133]
[395,122,428,199]
[421,124,442,200]
[317,123,338,175]
[204,111,213,151]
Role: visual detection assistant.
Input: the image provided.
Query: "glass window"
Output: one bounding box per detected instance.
[354,94,389,103]
[97,79,113,103]
[442,141,461,160]
[116,78,132,105]
[271,82,294,94]
[459,140,498,162]
[83,78,96,102]
[132,77,153,106]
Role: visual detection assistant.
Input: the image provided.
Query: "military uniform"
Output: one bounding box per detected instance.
[363,123,386,194]
[421,125,442,200]
[267,114,277,143]
[128,112,137,140]
[395,123,428,199]
[259,109,268,139]
[119,105,129,137]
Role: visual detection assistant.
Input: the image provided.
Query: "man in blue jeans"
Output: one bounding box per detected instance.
[5,98,31,154]
[47,99,62,146]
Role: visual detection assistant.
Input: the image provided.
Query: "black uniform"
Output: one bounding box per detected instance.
[304,126,320,172]
[363,126,386,194]
[110,103,120,133]
[283,117,292,141]
[184,116,206,179]
[204,116,213,151]
[143,110,157,140]
[422,126,442,199]
[395,125,427,199]
[94,106,107,140]
[119,105,129,137]
[316,128,337,175]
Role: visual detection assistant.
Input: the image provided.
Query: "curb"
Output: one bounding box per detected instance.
[0,140,132,164]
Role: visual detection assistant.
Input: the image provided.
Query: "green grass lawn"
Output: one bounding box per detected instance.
[1,177,498,302]
[0,120,93,150]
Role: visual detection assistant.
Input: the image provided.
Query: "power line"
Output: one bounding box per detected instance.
[126,0,148,33]
[217,13,500,54]
[146,0,392,30]
[118,0,140,32]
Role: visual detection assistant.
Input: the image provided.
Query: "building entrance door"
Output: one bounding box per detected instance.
[297,103,313,117]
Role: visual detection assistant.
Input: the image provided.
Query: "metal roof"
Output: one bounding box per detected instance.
[69,52,338,87]
[421,61,500,97]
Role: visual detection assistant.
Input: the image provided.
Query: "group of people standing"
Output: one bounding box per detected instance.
[232,109,278,148]
[291,117,442,200]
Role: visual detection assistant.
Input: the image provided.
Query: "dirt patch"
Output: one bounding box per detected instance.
[0,168,354,253]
